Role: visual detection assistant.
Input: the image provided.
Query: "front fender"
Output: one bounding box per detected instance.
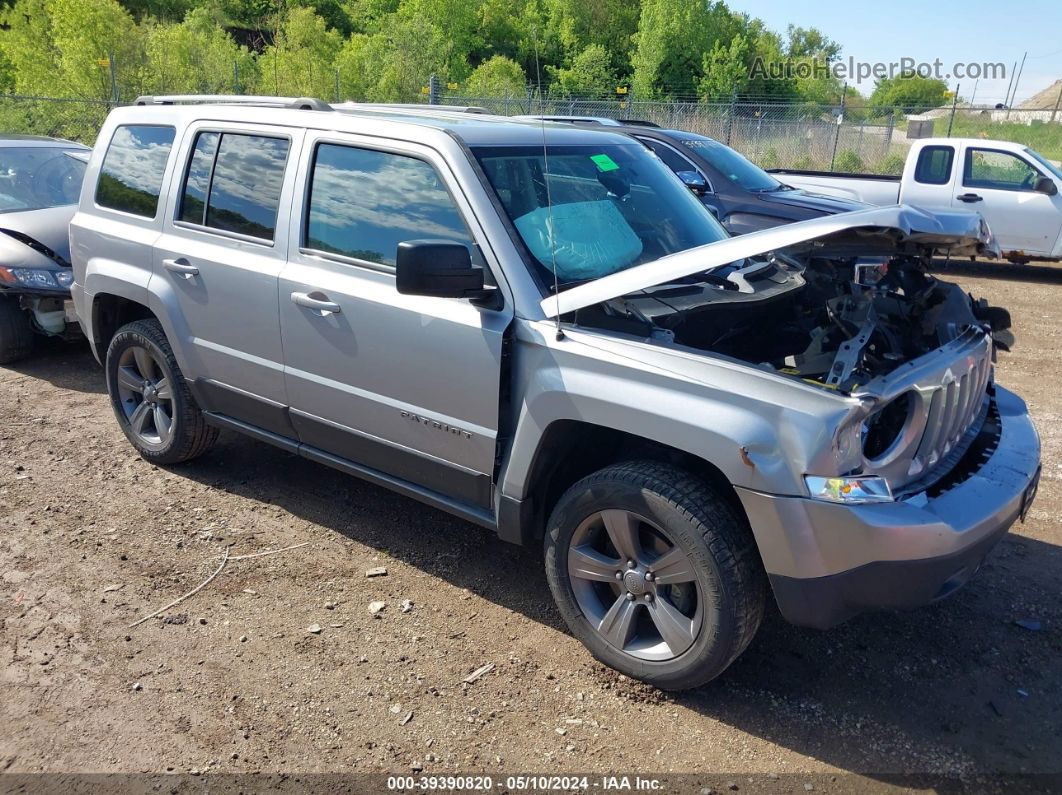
[501,321,859,501]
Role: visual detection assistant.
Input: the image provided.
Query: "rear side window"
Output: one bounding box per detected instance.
[304,143,473,267]
[914,145,954,185]
[178,131,290,241]
[95,125,176,218]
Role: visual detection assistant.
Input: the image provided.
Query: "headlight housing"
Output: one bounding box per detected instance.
[0,266,71,289]
[804,474,893,504]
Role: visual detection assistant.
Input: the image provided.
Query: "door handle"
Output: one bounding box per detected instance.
[291,291,341,315]
[956,193,983,203]
[163,258,199,278]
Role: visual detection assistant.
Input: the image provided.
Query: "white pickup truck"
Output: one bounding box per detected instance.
[770,138,1062,262]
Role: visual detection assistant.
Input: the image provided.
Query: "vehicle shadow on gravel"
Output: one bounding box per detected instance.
[178,428,1062,777]
[2,339,104,395]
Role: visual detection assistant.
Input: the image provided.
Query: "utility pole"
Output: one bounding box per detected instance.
[947,83,960,137]
[829,82,847,172]
[1003,60,1017,110]
[1007,51,1027,116]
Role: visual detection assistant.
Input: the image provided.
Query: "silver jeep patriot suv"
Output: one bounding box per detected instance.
[70,96,1041,690]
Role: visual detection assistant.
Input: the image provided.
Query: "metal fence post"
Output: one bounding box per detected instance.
[725,91,736,145]
[108,53,119,105]
[526,85,534,114]
[829,83,847,171]
[946,84,960,137]
[428,74,439,105]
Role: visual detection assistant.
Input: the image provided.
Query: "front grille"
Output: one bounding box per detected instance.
[910,344,994,480]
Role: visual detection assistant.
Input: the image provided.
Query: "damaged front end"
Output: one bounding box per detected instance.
[556,206,1010,493]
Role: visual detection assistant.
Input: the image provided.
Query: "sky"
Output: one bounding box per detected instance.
[726,0,1062,106]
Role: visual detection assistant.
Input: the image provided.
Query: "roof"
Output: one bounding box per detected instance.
[117,97,638,148]
[0,133,87,147]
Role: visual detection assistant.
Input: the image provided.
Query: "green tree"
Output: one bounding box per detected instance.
[868,73,948,114]
[785,25,840,61]
[630,0,740,98]
[336,13,449,102]
[699,32,747,101]
[257,6,342,99]
[464,55,526,96]
[548,43,614,97]
[144,7,257,95]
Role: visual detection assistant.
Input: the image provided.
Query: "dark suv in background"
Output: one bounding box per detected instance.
[521,116,867,234]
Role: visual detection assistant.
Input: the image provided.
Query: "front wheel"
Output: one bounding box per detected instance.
[0,295,35,364]
[105,318,218,464]
[544,461,766,690]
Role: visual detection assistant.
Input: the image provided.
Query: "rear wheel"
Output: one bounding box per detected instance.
[0,295,35,364]
[544,461,766,690]
[105,318,217,464]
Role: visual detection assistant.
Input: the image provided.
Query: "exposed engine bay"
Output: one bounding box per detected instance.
[574,246,1012,395]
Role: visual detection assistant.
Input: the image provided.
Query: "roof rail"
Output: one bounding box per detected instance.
[133,95,333,111]
[513,115,625,126]
[616,119,660,127]
[335,102,490,114]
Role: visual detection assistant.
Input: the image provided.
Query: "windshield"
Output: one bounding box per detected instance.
[473,143,727,290]
[0,147,87,213]
[1025,147,1062,182]
[679,135,783,192]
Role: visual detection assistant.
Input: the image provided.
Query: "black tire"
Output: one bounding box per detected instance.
[105,318,218,464]
[544,461,766,690]
[0,295,35,364]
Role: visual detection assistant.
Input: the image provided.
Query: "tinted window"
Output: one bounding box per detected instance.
[642,138,697,175]
[679,135,781,192]
[204,134,289,240]
[178,131,219,224]
[95,125,175,217]
[914,145,954,185]
[964,149,1042,191]
[305,144,473,267]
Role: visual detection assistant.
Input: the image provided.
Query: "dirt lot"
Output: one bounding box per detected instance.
[0,263,1059,787]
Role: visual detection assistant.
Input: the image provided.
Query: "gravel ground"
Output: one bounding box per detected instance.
[0,263,1059,787]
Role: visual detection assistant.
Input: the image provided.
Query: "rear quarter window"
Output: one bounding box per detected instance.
[95,125,176,217]
[913,145,954,185]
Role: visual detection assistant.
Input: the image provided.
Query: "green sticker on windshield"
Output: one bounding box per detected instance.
[590,153,620,172]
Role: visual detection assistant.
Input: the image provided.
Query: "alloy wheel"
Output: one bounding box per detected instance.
[567,509,704,661]
[114,344,174,449]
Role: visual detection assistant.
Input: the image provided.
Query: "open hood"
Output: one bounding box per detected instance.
[541,205,997,318]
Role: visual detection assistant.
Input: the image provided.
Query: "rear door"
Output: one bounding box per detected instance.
[951,145,1062,255]
[152,123,302,436]
[278,132,512,508]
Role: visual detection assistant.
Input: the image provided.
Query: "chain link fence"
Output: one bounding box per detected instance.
[0,87,1058,176]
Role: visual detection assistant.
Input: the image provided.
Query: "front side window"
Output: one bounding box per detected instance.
[914,145,954,185]
[177,131,289,241]
[304,143,473,267]
[641,138,700,178]
[96,125,176,217]
[964,149,1042,191]
[473,143,727,289]
[0,147,86,213]
[679,134,782,192]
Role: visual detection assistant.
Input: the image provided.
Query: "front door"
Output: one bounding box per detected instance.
[953,146,1062,255]
[278,134,512,509]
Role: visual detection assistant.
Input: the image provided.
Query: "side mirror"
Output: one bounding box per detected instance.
[1034,176,1058,196]
[395,240,491,300]
[676,170,709,195]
